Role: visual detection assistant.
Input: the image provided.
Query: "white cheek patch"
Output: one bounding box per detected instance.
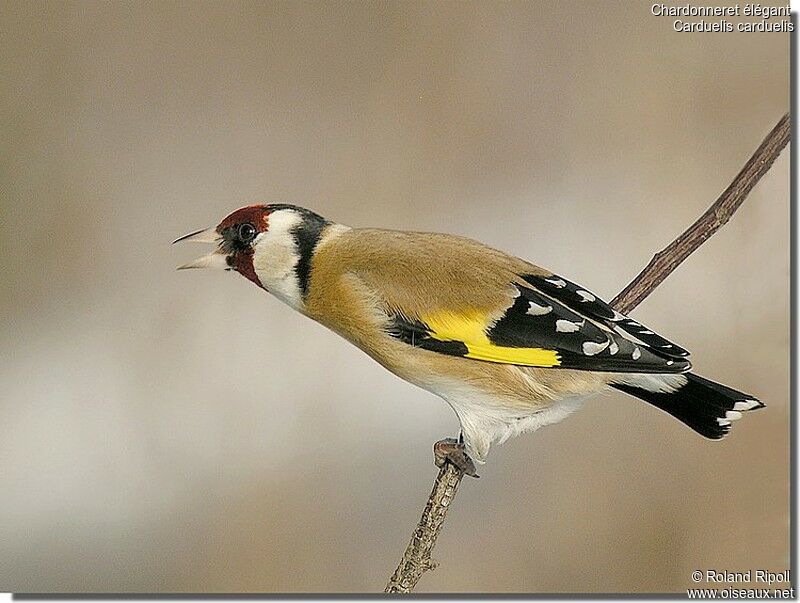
[251,210,304,309]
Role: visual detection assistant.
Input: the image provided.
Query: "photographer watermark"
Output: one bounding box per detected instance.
[651,3,793,32]
[687,569,793,598]
[691,569,791,584]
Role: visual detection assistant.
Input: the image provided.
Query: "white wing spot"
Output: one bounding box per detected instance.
[526,301,553,316]
[733,399,761,411]
[725,410,743,421]
[582,340,609,356]
[717,418,732,427]
[608,341,619,355]
[666,360,674,366]
[556,319,581,333]
[576,290,595,302]
[546,278,567,288]
[640,330,654,335]
[632,346,641,360]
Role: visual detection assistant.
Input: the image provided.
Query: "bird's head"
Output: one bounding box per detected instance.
[174,204,330,308]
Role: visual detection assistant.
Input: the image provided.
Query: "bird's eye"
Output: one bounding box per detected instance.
[238,223,257,243]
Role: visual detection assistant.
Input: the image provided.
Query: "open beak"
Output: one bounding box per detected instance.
[172,227,219,245]
[173,227,227,270]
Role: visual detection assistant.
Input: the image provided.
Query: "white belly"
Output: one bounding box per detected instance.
[426,378,588,462]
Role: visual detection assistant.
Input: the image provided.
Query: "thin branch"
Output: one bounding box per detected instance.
[384,463,462,592]
[384,113,790,593]
[611,113,790,314]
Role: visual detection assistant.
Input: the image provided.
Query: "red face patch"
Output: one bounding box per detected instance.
[227,252,263,288]
[216,205,271,290]
[217,205,270,234]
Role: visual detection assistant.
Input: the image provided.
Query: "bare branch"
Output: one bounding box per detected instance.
[384,113,790,593]
[385,463,461,593]
[611,113,789,314]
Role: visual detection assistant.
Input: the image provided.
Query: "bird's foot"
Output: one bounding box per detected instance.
[433,438,479,478]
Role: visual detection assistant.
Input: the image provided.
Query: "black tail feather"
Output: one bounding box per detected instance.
[611,373,764,439]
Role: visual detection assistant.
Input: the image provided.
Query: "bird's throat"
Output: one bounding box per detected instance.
[228,252,264,289]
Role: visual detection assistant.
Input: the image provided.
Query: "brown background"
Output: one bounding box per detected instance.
[0,0,789,593]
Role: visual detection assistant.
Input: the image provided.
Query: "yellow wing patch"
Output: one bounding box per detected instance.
[423,310,561,367]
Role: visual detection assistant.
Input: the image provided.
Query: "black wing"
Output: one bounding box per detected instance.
[388,271,691,374]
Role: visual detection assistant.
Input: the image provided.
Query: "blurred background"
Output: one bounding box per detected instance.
[0,0,789,594]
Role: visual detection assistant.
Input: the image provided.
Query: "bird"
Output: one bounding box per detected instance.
[175,203,763,476]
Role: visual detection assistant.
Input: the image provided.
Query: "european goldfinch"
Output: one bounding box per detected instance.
[175,204,763,474]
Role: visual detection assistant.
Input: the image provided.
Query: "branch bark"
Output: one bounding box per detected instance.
[384,113,790,593]
[611,113,790,314]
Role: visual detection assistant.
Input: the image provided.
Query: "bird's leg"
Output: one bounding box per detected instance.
[433,434,479,478]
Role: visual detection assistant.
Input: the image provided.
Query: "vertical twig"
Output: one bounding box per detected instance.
[384,113,790,593]
[385,464,462,593]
